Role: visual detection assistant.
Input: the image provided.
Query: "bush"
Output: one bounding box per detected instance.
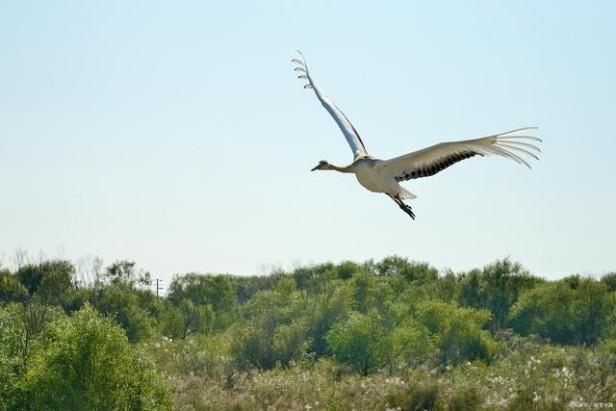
[167,274,237,330]
[16,260,75,301]
[144,334,233,380]
[18,305,170,410]
[92,282,159,342]
[0,305,25,410]
[387,380,440,411]
[510,279,616,344]
[388,320,436,367]
[458,259,540,331]
[0,270,28,303]
[231,278,310,369]
[416,301,496,365]
[372,256,439,283]
[601,272,616,292]
[161,299,214,339]
[305,281,354,356]
[326,310,389,375]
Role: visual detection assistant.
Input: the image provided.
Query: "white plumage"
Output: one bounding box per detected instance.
[292,52,541,220]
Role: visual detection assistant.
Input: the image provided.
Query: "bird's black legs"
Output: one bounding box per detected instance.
[387,194,416,220]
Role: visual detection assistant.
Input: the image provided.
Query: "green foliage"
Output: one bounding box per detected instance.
[416,301,496,365]
[388,320,436,367]
[387,380,440,411]
[19,305,170,410]
[352,271,379,314]
[458,259,541,330]
[92,282,160,342]
[0,305,25,410]
[167,273,237,330]
[230,278,309,370]
[331,261,363,280]
[326,310,389,375]
[0,270,28,303]
[304,280,354,356]
[372,256,439,283]
[601,272,616,292]
[0,302,60,407]
[292,262,335,290]
[233,274,282,303]
[510,278,616,344]
[15,260,75,304]
[105,260,152,286]
[162,299,214,339]
[145,334,233,381]
[3,256,616,410]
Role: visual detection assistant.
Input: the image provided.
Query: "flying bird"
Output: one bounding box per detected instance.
[292,52,541,220]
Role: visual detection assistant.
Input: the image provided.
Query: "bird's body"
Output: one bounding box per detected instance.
[352,158,387,193]
[342,157,405,197]
[292,52,541,220]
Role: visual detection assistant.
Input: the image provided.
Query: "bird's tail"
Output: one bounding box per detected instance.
[398,187,417,200]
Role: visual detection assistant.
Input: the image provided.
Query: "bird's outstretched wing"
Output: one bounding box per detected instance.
[292,51,368,159]
[375,128,541,181]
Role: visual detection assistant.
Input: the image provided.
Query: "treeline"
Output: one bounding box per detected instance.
[1,257,616,410]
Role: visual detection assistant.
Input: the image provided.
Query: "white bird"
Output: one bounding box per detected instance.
[292,52,541,220]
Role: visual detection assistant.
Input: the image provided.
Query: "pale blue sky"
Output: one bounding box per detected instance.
[1,1,615,282]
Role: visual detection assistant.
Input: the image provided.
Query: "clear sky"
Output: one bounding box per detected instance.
[1,1,615,283]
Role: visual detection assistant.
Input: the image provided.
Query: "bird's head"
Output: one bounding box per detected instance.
[311,160,330,171]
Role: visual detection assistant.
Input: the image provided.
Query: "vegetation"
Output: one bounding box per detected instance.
[1,257,615,410]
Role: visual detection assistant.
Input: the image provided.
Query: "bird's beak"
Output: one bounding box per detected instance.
[311,165,319,172]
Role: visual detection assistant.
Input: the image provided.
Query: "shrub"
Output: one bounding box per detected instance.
[326,310,389,375]
[372,256,439,283]
[231,279,310,369]
[416,301,496,365]
[167,273,237,330]
[510,279,616,344]
[305,281,354,356]
[387,380,440,411]
[0,305,25,410]
[161,299,214,339]
[458,259,541,331]
[388,320,436,367]
[0,270,28,303]
[18,305,170,410]
[13,261,75,306]
[92,282,158,342]
[601,272,616,292]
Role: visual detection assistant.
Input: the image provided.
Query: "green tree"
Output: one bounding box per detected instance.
[15,260,75,302]
[105,260,152,287]
[458,259,541,331]
[19,305,170,410]
[0,305,25,409]
[601,272,616,292]
[388,320,436,367]
[305,280,354,356]
[231,278,308,369]
[326,310,389,375]
[510,279,615,344]
[416,301,495,365]
[167,273,237,330]
[372,256,439,283]
[292,262,335,290]
[92,282,158,342]
[0,270,28,303]
[162,299,215,339]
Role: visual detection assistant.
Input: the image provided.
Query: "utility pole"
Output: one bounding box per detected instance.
[156,278,163,298]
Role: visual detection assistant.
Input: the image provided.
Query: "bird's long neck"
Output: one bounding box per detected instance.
[327,163,353,173]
